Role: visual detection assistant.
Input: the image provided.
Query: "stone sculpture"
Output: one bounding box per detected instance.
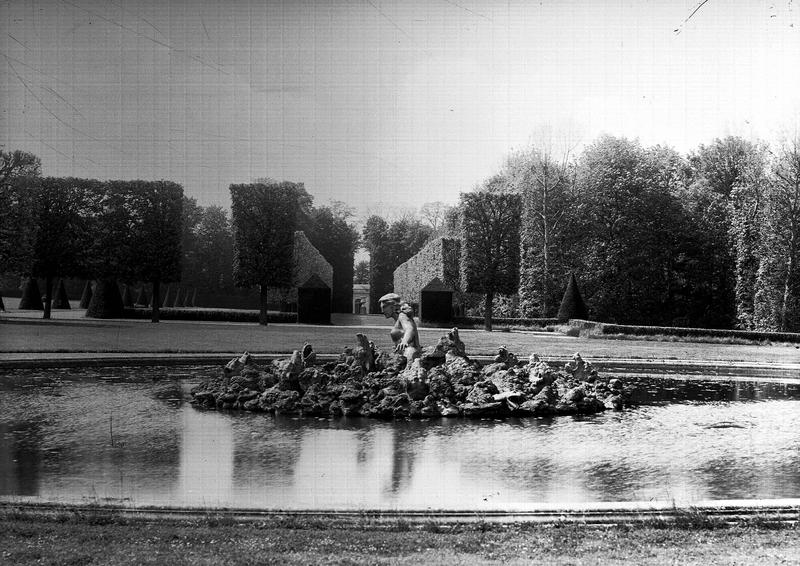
[191,328,628,420]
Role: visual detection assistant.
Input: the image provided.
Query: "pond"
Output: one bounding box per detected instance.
[1,365,800,510]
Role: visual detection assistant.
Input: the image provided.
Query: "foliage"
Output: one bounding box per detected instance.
[573,137,703,325]
[180,196,203,289]
[0,149,41,183]
[393,237,460,307]
[557,272,588,322]
[121,307,296,323]
[230,181,301,324]
[362,215,432,312]
[85,277,124,318]
[302,204,360,313]
[459,190,521,330]
[686,136,767,328]
[500,145,576,317]
[752,137,800,331]
[231,182,299,289]
[127,181,184,284]
[0,149,42,277]
[194,205,235,294]
[354,260,369,284]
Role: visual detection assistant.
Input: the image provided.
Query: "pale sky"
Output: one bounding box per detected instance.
[2,0,800,214]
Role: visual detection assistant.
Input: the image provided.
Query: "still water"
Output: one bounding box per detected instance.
[1,366,800,510]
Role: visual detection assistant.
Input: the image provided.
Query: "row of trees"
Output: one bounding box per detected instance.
[1,166,184,321]
[1,157,361,324]
[432,134,800,332]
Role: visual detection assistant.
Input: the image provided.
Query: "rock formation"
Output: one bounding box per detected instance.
[191,328,629,419]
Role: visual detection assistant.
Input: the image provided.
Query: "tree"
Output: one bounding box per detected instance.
[556,272,588,322]
[362,215,432,312]
[194,205,235,293]
[304,204,360,313]
[29,178,98,319]
[752,137,800,331]
[459,191,522,331]
[0,149,41,183]
[420,201,451,233]
[501,144,576,317]
[179,196,203,295]
[686,136,767,328]
[0,150,41,283]
[354,260,370,284]
[362,215,390,311]
[573,137,697,325]
[230,181,300,324]
[128,181,184,323]
[84,180,135,318]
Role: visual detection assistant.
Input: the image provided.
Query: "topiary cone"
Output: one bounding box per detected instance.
[135,285,149,307]
[121,284,134,308]
[19,277,44,310]
[85,278,124,318]
[53,279,71,309]
[79,281,93,309]
[162,285,172,308]
[557,272,588,323]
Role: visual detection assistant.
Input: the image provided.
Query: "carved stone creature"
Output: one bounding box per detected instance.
[354,333,376,375]
[564,352,597,381]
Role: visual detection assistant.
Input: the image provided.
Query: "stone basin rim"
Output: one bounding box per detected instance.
[2,499,799,525]
[1,353,799,379]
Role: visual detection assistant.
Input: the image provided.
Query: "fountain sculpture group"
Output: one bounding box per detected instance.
[191,325,628,420]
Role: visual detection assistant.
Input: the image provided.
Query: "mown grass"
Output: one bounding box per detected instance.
[1,508,799,565]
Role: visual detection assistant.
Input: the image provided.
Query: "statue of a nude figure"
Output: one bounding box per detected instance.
[378,293,421,365]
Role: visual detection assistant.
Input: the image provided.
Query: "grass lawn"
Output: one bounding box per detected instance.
[1,316,799,365]
[2,513,799,566]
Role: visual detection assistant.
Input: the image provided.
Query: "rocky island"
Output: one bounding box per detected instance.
[190,328,628,419]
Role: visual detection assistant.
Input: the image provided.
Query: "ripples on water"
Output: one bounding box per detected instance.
[1,366,799,509]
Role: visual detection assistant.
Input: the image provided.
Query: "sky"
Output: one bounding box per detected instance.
[2,0,800,216]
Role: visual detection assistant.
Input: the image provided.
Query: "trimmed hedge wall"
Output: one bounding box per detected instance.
[122,308,297,323]
[452,316,558,328]
[393,237,461,305]
[570,319,800,343]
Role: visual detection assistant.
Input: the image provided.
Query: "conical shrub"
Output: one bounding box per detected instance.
[162,285,172,308]
[19,277,44,310]
[79,281,93,309]
[85,278,124,318]
[53,279,71,309]
[557,272,588,323]
[135,285,149,307]
[121,284,134,308]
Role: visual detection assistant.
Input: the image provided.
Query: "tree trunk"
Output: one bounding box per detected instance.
[259,284,269,326]
[151,280,161,323]
[43,275,53,320]
[483,290,494,331]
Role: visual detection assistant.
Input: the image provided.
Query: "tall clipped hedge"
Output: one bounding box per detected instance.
[25,177,98,318]
[127,180,184,323]
[460,191,522,331]
[393,237,461,306]
[230,182,300,324]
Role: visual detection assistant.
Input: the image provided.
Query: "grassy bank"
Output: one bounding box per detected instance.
[1,510,798,565]
[2,316,799,367]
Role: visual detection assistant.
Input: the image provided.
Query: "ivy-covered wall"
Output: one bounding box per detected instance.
[393,237,461,306]
[266,231,333,306]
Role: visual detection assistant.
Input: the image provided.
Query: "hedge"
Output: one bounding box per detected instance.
[452,316,558,328]
[393,237,461,305]
[121,308,297,324]
[570,319,800,343]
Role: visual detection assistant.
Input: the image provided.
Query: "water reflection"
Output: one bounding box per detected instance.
[1,367,800,509]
